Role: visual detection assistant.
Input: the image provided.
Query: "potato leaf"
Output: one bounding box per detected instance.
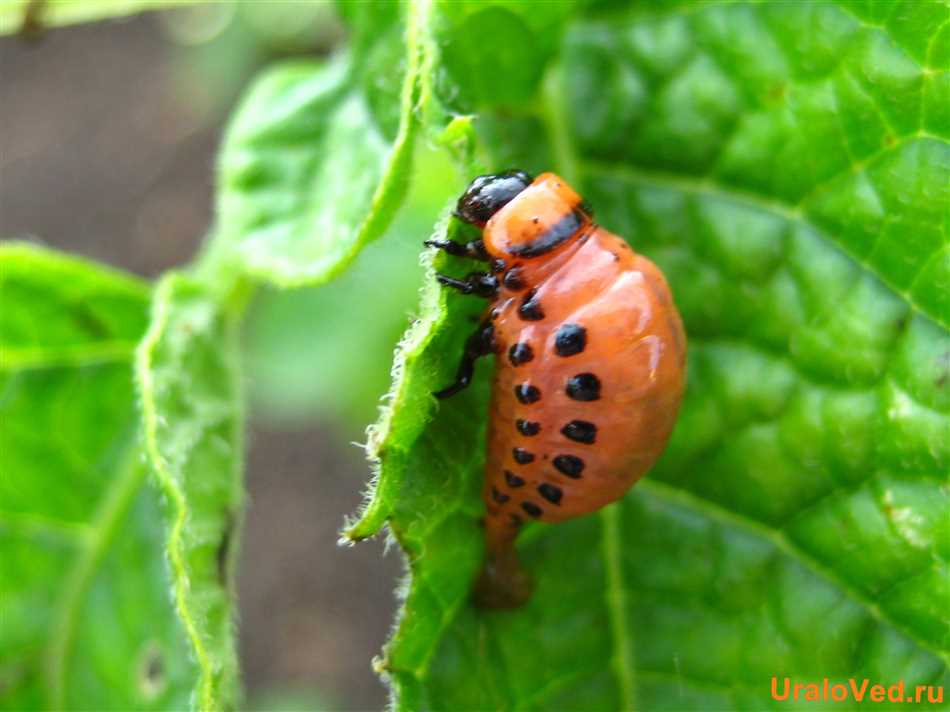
[0,244,196,710]
[205,0,430,288]
[352,2,950,709]
[135,273,246,711]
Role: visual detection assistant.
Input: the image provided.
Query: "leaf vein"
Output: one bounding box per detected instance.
[639,479,950,666]
[580,158,948,330]
[601,502,638,711]
[44,436,144,709]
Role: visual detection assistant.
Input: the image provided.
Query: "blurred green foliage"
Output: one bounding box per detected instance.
[1,1,948,711]
[0,0,199,35]
[244,146,458,431]
[0,246,196,710]
[158,2,344,123]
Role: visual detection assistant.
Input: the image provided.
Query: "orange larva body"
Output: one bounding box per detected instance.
[430,171,686,607]
[483,225,685,523]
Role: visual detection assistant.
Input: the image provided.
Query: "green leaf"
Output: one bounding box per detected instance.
[431,0,576,111]
[136,273,246,711]
[0,243,195,710]
[243,145,456,431]
[0,247,244,710]
[204,0,431,288]
[0,0,201,36]
[352,1,950,709]
[0,243,150,370]
[345,213,475,542]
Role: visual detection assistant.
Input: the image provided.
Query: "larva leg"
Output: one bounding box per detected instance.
[435,272,499,298]
[425,238,489,261]
[433,318,495,399]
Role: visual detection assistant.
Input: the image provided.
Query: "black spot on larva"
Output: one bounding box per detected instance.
[504,470,525,487]
[508,342,533,366]
[518,288,545,321]
[554,323,586,357]
[566,373,601,401]
[553,454,585,478]
[512,447,535,465]
[516,419,540,436]
[562,420,597,444]
[514,383,541,404]
[503,266,526,291]
[521,501,543,517]
[538,482,563,505]
[491,486,510,504]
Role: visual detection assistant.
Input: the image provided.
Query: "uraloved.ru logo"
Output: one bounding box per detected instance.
[771,678,945,704]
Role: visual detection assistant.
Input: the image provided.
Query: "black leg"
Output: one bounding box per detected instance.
[425,238,489,261]
[435,319,495,399]
[436,272,499,298]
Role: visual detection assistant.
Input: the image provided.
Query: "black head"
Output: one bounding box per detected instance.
[455,170,533,225]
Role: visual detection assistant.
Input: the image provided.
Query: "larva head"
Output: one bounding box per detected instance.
[455,170,534,226]
[461,172,591,260]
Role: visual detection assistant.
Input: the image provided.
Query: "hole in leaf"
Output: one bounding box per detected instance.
[137,642,166,701]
